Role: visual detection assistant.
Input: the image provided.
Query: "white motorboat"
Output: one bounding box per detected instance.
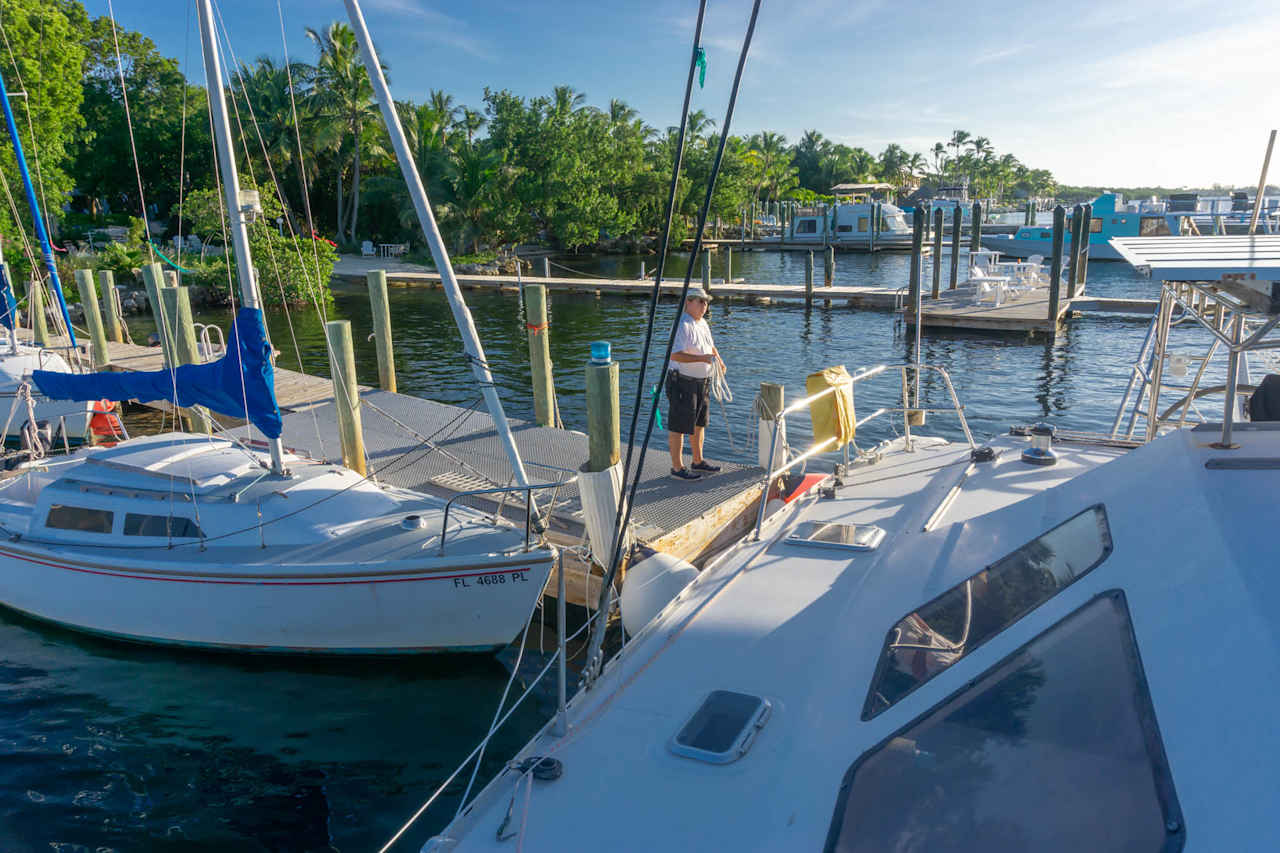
[2,0,559,655]
[0,433,553,653]
[411,237,1280,849]
[0,335,94,453]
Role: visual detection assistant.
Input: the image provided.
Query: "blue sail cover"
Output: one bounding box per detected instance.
[32,307,284,438]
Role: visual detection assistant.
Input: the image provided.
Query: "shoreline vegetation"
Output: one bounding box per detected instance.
[0,3,1272,306]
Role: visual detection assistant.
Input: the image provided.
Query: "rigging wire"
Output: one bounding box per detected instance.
[104,0,155,262]
[585,0,763,686]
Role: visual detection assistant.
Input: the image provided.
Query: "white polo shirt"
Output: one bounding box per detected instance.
[669,313,715,379]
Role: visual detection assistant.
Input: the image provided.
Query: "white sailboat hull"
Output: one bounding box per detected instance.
[0,542,553,653]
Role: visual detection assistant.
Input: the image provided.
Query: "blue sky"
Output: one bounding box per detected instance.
[86,0,1280,188]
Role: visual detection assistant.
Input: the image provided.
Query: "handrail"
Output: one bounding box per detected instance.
[439,477,578,554]
[752,361,975,539]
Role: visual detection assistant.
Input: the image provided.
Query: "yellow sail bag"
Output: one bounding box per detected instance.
[805,366,856,450]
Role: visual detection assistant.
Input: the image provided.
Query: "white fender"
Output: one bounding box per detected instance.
[621,547,698,637]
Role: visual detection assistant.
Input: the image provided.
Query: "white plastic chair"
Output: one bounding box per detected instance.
[970,266,1011,306]
[361,240,376,257]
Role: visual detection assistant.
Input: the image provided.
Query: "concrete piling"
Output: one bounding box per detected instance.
[525,283,557,428]
[325,319,366,476]
[367,269,397,393]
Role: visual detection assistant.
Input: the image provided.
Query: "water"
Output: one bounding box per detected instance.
[2,250,1232,850]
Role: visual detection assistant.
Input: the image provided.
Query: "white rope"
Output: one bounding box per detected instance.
[708,358,737,450]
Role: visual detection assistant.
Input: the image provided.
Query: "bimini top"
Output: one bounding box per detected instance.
[1111,234,1280,282]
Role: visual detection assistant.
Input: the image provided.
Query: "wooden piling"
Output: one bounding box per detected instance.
[908,207,924,311]
[75,269,111,370]
[159,286,213,434]
[28,279,49,347]
[325,319,366,476]
[585,355,620,472]
[701,250,711,293]
[930,208,943,299]
[525,283,556,428]
[758,381,784,469]
[949,205,961,289]
[141,263,175,368]
[804,251,814,307]
[969,201,983,252]
[367,269,397,393]
[98,270,123,343]
[1048,205,1066,325]
[725,248,733,284]
[1075,202,1092,297]
[542,257,550,278]
[824,245,834,288]
[1066,204,1083,297]
[869,203,878,253]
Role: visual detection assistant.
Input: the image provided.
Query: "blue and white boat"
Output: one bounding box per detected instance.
[980,192,1179,261]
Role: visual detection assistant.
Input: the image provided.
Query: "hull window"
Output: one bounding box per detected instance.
[827,591,1183,853]
[45,505,114,534]
[862,505,1111,719]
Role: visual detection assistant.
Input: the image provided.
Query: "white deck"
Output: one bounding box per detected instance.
[438,425,1279,850]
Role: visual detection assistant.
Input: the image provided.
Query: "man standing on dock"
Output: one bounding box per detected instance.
[667,287,725,480]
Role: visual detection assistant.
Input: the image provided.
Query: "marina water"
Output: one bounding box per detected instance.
[0,250,1217,850]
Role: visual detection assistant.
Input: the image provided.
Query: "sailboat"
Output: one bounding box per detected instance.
[0,65,94,453]
[0,0,558,654]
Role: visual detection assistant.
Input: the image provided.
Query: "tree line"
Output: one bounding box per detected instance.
[1,3,1064,303]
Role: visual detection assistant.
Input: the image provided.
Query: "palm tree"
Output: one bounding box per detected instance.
[930,142,947,180]
[458,107,486,148]
[948,129,971,165]
[235,57,323,222]
[306,22,382,243]
[551,85,586,117]
[684,108,716,142]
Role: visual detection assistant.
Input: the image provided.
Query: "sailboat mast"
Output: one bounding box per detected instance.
[0,69,76,348]
[343,0,539,511]
[195,0,286,475]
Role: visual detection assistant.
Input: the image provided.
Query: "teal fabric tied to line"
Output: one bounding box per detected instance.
[695,47,707,88]
[652,384,663,430]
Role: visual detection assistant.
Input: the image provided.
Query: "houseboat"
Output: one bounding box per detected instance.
[980,192,1179,260]
[788,200,915,250]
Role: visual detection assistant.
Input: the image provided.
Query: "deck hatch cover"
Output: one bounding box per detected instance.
[670,690,771,764]
[786,522,885,552]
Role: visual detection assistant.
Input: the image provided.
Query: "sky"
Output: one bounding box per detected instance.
[84,0,1280,189]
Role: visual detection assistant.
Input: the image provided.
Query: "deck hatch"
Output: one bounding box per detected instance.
[786,522,885,552]
[669,690,771,764]
[862,504,1111,720]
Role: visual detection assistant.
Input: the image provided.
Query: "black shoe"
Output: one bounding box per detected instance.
[691,460,721,472]
[670,467,702,480]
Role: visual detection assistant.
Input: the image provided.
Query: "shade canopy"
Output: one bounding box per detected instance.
[1111,235,1280,282]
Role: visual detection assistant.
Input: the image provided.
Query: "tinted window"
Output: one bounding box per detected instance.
[828,592,1183,853]
[836,224,853,233]
[124,513,204,538]
[1089,218,1103,233]
[796,219,817,234]
[46,505,113,534]
[863,505,1111,719]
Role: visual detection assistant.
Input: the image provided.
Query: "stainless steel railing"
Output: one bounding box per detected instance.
[438,476,578,554]
[753,362,974,539]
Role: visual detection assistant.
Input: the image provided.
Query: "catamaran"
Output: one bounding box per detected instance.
[411,234,1280,850]
[0,0,560,654]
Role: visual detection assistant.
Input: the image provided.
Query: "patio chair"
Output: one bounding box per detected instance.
[361,240,376,257]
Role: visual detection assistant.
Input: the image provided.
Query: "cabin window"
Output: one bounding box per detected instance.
[1140,217,1171,236]
[1089,218,1103,233]
[796,219,818,234]
[857,216,869,233]
[1039,230,1051,239]
[861,505,1111,720]
[45,504,114,534]
[827,591,1183,853]
[836,225,853,233]
[124,513,205,538]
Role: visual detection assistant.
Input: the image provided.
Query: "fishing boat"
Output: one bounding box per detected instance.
[413,236,1280,849]
[0,0,559,655]
[980,191,1179,260]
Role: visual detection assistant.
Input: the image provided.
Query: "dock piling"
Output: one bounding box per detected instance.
[542,257,550,279]
[75,269,111,369]
[28,278,49,346]
[1067,204,1083,296]
[824,245,835,288]
[725,248,733,284]
[141,263,176,368]
[869,203,878,253]
[757,382,784,470]
[930,208,943,298]
[1075,203,1092,297]
[324,319,366,476]
[970,201,983,252]
[805,251,814,307]
[99,270,123,343]
[1048,205,1066,326]
[701,250,711,293]
[159,286,213,433]
[525,283,557,428]
[949,205,961,290]
[585,344,620,472]
[908,207,924,313]
[367,269,397,393]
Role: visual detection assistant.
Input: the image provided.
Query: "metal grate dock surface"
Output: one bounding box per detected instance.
[250,390,763,541]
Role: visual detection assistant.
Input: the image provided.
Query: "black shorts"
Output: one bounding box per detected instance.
[666,370,710,435]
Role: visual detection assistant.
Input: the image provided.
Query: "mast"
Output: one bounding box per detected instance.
[195,0,286,475]
[342,0,539,514]
[0,69,76,348]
